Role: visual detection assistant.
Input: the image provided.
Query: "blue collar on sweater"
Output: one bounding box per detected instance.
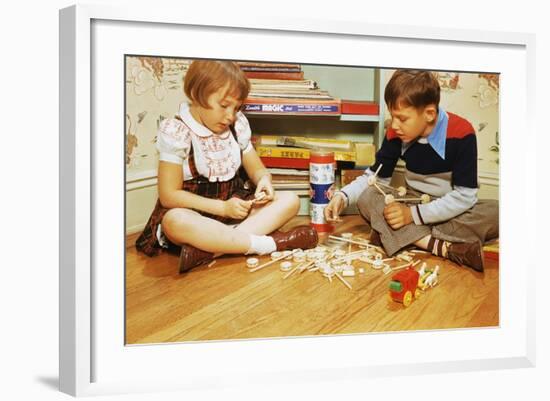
[402,107,448,160]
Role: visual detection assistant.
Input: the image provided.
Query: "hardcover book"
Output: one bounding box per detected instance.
[244,97,341,115]
[341,99,380,115]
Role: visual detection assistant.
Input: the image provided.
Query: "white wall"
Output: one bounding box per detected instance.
[1,1,547,400]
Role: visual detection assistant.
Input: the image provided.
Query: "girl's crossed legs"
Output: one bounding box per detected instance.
[161,191,300,254]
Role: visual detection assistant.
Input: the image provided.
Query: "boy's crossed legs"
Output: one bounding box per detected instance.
[357,186,499,272]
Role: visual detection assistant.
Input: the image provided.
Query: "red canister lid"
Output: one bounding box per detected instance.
[309,150,334,164]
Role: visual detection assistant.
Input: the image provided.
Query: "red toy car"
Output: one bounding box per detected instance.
[388,266,422,307]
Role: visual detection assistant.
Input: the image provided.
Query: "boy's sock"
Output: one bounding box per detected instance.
[427,237,450,257]
[246,234,277,255]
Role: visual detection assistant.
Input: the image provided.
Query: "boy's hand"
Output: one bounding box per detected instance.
[324,193,345,223]
[224,197,252,219]
[383,202,413,229]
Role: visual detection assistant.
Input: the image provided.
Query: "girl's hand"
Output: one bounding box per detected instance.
[383,202,413,229]
[324,193,345,223]
[224,197,252,219]
[253,174,274,205]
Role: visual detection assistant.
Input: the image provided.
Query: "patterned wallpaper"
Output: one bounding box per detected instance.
[382,69,499,178]
[125,57,499,181]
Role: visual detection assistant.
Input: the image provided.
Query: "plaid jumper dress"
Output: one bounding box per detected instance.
[135,124,255,257]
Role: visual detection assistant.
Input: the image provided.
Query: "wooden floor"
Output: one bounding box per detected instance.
[125,215,499,345]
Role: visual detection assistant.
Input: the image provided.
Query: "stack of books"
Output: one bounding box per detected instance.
[239,62,376,206]
[265,168,310,190]
[252,135,356,170]
[239,62,341,115]
[237,62,305,80]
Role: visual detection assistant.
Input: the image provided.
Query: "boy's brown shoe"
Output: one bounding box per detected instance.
[178,244,214,274]
[446,241,484,272]
[270,225,318,251]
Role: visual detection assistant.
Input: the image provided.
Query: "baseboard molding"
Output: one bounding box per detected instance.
[127,224,146,236]
[127,169,157,191]
[478,171,499,187]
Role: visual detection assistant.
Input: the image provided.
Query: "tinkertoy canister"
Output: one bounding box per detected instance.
[309,150,335,233]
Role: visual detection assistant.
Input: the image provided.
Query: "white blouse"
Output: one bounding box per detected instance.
[156,103,253,182]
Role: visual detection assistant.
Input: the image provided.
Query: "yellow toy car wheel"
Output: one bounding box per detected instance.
[403,291,413,307]
[415,288,422,299]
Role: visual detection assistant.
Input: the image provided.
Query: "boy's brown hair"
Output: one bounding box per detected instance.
[184,60,250,108]
[384,70,440,111]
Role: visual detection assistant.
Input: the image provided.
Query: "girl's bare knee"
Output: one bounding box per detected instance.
[278,191,300,215]
[161,208,197,240]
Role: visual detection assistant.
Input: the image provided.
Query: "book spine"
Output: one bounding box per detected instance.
[244,71,305,80]
[244,102,341,114]
[257,146,309,160]
[237,62,301,69]
[240,66,302,72]
[257,135,353,149]
[260,157,310,169]
[341,101,380,115]
[256,146,355,162]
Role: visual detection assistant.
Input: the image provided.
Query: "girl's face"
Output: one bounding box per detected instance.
[389,103,437,143]
[190,83,243,134]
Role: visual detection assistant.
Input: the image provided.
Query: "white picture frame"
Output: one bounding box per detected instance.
[59,4,536,397]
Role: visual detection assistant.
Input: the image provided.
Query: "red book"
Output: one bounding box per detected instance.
[259,157,310,169]
[341,100,379,115]
[244,71,305,80]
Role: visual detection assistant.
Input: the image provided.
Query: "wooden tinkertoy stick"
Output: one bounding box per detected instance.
[329,235,385,255]
[299,260,316,274]
[373,182,387,196]
[283,263,302,279]
[328,235,373,248]
[249,250,298,273]
[392,259,421,271]
[376,181,397,191]
[382,259,420,275]
[331,250,369,264]
[393,197,424,202]
[250,191,267,205]
[373,164,383,177]
[334,271,353,290]
[375,181,407,196]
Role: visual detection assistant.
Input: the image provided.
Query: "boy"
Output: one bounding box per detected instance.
[324,70,498,272]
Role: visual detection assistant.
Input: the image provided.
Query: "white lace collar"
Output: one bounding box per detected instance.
[178,102,231,139]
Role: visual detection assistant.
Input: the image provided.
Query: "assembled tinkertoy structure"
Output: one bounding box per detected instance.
[368,164,431,205]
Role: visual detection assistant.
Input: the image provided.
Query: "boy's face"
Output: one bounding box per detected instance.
[389,103,437,143]
[191,84,243,134]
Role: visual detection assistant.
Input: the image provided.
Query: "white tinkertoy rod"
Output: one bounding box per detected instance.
[393,197,426,202]
[328,235,373,247]
[373,182,386,196]
[249,249,298,273]
[334,271,353,290]
[392,259,421,271]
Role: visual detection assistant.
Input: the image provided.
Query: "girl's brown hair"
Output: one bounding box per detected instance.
[184,60,250,108]
[384,70,440,111]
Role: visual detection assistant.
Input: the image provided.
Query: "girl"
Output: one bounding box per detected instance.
[136,60,318,273]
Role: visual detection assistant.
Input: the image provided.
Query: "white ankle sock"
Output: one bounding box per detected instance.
[246,235,277,255]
